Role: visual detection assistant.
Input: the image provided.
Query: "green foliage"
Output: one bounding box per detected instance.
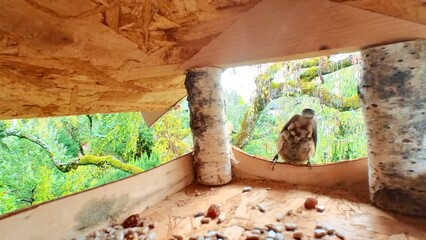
[300,66,319,82]
[0,110,184,216]
[238,57,367,163]
[300,58,319,68]
[137,124,154,157]
[152,106,192,163]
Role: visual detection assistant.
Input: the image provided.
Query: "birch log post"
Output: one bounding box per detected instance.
[185,67,232,185]
[359,40,426,216]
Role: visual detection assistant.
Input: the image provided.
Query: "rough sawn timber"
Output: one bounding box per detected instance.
[0,0,259,120]
[359,40,426,217]
[331,0,426,25]
[182,0,426,69]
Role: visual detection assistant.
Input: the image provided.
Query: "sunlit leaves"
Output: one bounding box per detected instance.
[152,108,192,163]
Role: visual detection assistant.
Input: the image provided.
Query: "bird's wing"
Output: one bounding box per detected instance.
[312,118,317,149]
[280,114,301,133]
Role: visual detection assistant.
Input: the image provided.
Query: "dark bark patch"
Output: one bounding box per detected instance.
[373,186,426,217]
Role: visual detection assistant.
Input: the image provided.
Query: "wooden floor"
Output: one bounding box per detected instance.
[105,178,426,240]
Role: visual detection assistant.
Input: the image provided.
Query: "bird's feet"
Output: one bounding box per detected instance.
[271,154,279,171]
[307,159,313,170]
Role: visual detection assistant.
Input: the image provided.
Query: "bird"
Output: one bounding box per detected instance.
[272,108,317,170]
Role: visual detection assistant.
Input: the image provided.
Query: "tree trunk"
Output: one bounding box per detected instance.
[185,67,232,186]
[359,40,426,216]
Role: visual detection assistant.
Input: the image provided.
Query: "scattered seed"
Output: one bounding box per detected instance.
[315,223,324,229]
[148,222,156,229]
[325,226,335,235]
[194,212,204,218]
[266,230,276,238]
[251,229,261,235]
[246,234,261,240]
[122,214,140,228]
[285,223,297,231]
[189,235,199,240]
[316,205,325,212]
[275,213,284,221]
[293,231,304,239]
[253,226,266,234]
[336,231,345,239]
[206,204,221,219]
[304,198,318,209]
[314,229,327,238]
[172,235,183,240]
[114,225,124,230]
[276,232,284,240]
[265,224,282,233]
[147,231,156,240]
[216,232,227,239]
[205,230,217,237]
[201,217,211,224]
[243,186,253,192]
[217,214,225,224]
[257,204,266,213]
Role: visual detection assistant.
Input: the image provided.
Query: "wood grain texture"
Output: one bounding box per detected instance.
[0,154,194,240]
[0,56,187,119]
[182,0,426,69]
[233,147,368,188]
[331,0,426,25]
[0,0,259,119]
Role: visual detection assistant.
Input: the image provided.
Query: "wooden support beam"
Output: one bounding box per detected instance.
[331,0,426,25]
[0,56,187,119]
[182,0,426,69]
[232,147,368,188]
[185,67,232,186]
[359,39,426,216]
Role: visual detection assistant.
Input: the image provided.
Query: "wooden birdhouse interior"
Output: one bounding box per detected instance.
[0,0,425,239]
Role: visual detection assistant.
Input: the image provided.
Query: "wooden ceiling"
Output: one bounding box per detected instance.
[0,0,425,121]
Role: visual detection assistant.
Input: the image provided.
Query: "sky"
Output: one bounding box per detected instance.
[221,66,259,102]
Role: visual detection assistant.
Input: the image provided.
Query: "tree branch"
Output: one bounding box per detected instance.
[0,129,143,174]
[288,81,361,111]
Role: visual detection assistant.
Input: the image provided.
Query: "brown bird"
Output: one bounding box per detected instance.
[272,108,317,170]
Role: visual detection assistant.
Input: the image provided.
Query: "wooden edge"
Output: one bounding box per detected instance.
[142,110,168,127]
[142,95,187,127]
[232,147,368,187]
[0,154,194,240]
[181,0,426,70]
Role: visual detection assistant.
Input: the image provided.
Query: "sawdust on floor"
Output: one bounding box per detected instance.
[137,178,426,240]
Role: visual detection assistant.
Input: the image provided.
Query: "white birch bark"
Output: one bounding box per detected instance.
[185,67,232,185]
[359,40,426,216]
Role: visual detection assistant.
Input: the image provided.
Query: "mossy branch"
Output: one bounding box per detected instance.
[0,129,143,174]
[78,155,143,174]
[299,55,353,82]
[286,81,361,111]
